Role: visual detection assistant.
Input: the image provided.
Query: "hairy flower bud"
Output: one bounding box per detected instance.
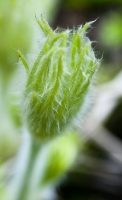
[20,17,99,140]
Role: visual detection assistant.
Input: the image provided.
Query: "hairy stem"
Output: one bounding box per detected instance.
[12,135,41,200]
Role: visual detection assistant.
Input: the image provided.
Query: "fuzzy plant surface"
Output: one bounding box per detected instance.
[19,16,99,141]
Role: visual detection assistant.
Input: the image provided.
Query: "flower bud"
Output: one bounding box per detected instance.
[40,131,80,186]
[20,17,99,140]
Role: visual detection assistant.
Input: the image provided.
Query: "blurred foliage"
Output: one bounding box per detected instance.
[99,12,122,48]
[0,0,32,84]
[0,95,20,164]
[0,165,6,199]
[97,11,122,84]
[63,0,122,9]
[97,64,121,84]
[0,0,59,87]
[8,94,22,128]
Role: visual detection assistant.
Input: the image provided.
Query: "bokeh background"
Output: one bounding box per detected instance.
[0,0,122,200]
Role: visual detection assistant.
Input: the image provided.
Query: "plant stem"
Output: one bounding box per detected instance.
[13,136,41,200]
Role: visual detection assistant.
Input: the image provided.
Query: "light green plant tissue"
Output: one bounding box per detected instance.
[19,17,99,141]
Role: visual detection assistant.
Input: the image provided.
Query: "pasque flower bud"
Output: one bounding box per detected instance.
[20,17,99,140]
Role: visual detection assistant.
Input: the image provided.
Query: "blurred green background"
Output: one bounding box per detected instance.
[0,0,122,200]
